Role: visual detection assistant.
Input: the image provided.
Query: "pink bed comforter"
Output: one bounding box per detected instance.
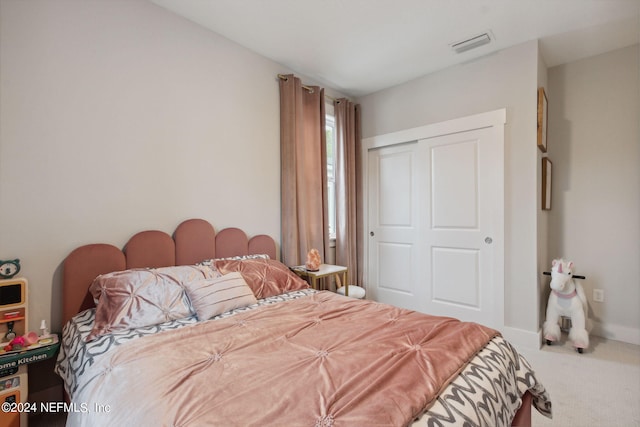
[69,291,498,426]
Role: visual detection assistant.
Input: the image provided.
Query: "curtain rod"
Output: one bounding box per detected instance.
[277,74,337,102]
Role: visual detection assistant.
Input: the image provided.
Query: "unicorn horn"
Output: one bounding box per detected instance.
[558,263,563,273]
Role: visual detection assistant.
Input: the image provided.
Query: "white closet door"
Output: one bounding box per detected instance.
[366,119,503,329]
[420,127,501,327]
[367,142,426,311]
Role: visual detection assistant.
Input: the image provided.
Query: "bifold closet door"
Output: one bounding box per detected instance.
[367,126,503,329]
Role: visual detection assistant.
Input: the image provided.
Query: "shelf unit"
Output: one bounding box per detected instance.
[0,278,29,427]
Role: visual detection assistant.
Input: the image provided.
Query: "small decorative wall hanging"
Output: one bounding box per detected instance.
[542,157,552,210]
[537,87,548,152]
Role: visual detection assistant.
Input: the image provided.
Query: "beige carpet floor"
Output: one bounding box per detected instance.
[518,335,640,426]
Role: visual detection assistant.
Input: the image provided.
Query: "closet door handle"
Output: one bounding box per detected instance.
[370,231,375,237]
[484,237,493,244]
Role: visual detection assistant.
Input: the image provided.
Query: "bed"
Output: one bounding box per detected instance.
[55,218,551,426]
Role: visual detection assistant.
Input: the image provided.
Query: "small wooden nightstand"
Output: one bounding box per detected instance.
[291,264,349,296]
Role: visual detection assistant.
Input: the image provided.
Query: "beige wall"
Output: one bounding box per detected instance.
[357,41,640,346]
[547,45,640,344]
[537,49,550,332]
[0,0,344,332]
[357,41,541,344]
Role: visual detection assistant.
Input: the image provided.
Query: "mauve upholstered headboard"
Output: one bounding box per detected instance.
[62,218,277,325]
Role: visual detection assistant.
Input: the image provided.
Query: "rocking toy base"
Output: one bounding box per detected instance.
[545,338,586,354]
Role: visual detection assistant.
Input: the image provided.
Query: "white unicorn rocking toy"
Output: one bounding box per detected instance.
[543,258,589,353]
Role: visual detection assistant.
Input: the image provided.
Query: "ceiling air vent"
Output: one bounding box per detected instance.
[450,32,492,54]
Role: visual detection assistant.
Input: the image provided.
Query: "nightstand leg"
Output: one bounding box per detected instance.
[344,271,348,296]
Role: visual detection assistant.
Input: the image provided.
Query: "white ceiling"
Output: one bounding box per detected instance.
[149,0,640,97]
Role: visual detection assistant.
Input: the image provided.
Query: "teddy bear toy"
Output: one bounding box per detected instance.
[543,258,589,353]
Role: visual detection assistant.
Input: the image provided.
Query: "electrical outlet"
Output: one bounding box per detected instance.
[593,289,604,303]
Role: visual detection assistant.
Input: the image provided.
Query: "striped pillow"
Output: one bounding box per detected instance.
[183,272,258,321]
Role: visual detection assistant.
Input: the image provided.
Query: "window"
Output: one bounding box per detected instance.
[326,113,336,240]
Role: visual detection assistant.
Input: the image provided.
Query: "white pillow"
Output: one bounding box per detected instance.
[183,272,258,320]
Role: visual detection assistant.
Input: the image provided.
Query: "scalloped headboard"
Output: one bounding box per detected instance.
[61,218,277,325]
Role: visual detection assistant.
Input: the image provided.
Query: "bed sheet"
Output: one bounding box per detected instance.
[56,289,551,426]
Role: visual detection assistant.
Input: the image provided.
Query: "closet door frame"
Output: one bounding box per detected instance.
[362,109,506,329]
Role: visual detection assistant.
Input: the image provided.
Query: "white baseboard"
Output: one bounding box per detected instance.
[500,321,640,350]
[500,326,542,350]
[590,320,640,346]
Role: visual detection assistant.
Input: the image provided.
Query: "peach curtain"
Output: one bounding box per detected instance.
[279,74,329,266]
[334,99,363,287]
